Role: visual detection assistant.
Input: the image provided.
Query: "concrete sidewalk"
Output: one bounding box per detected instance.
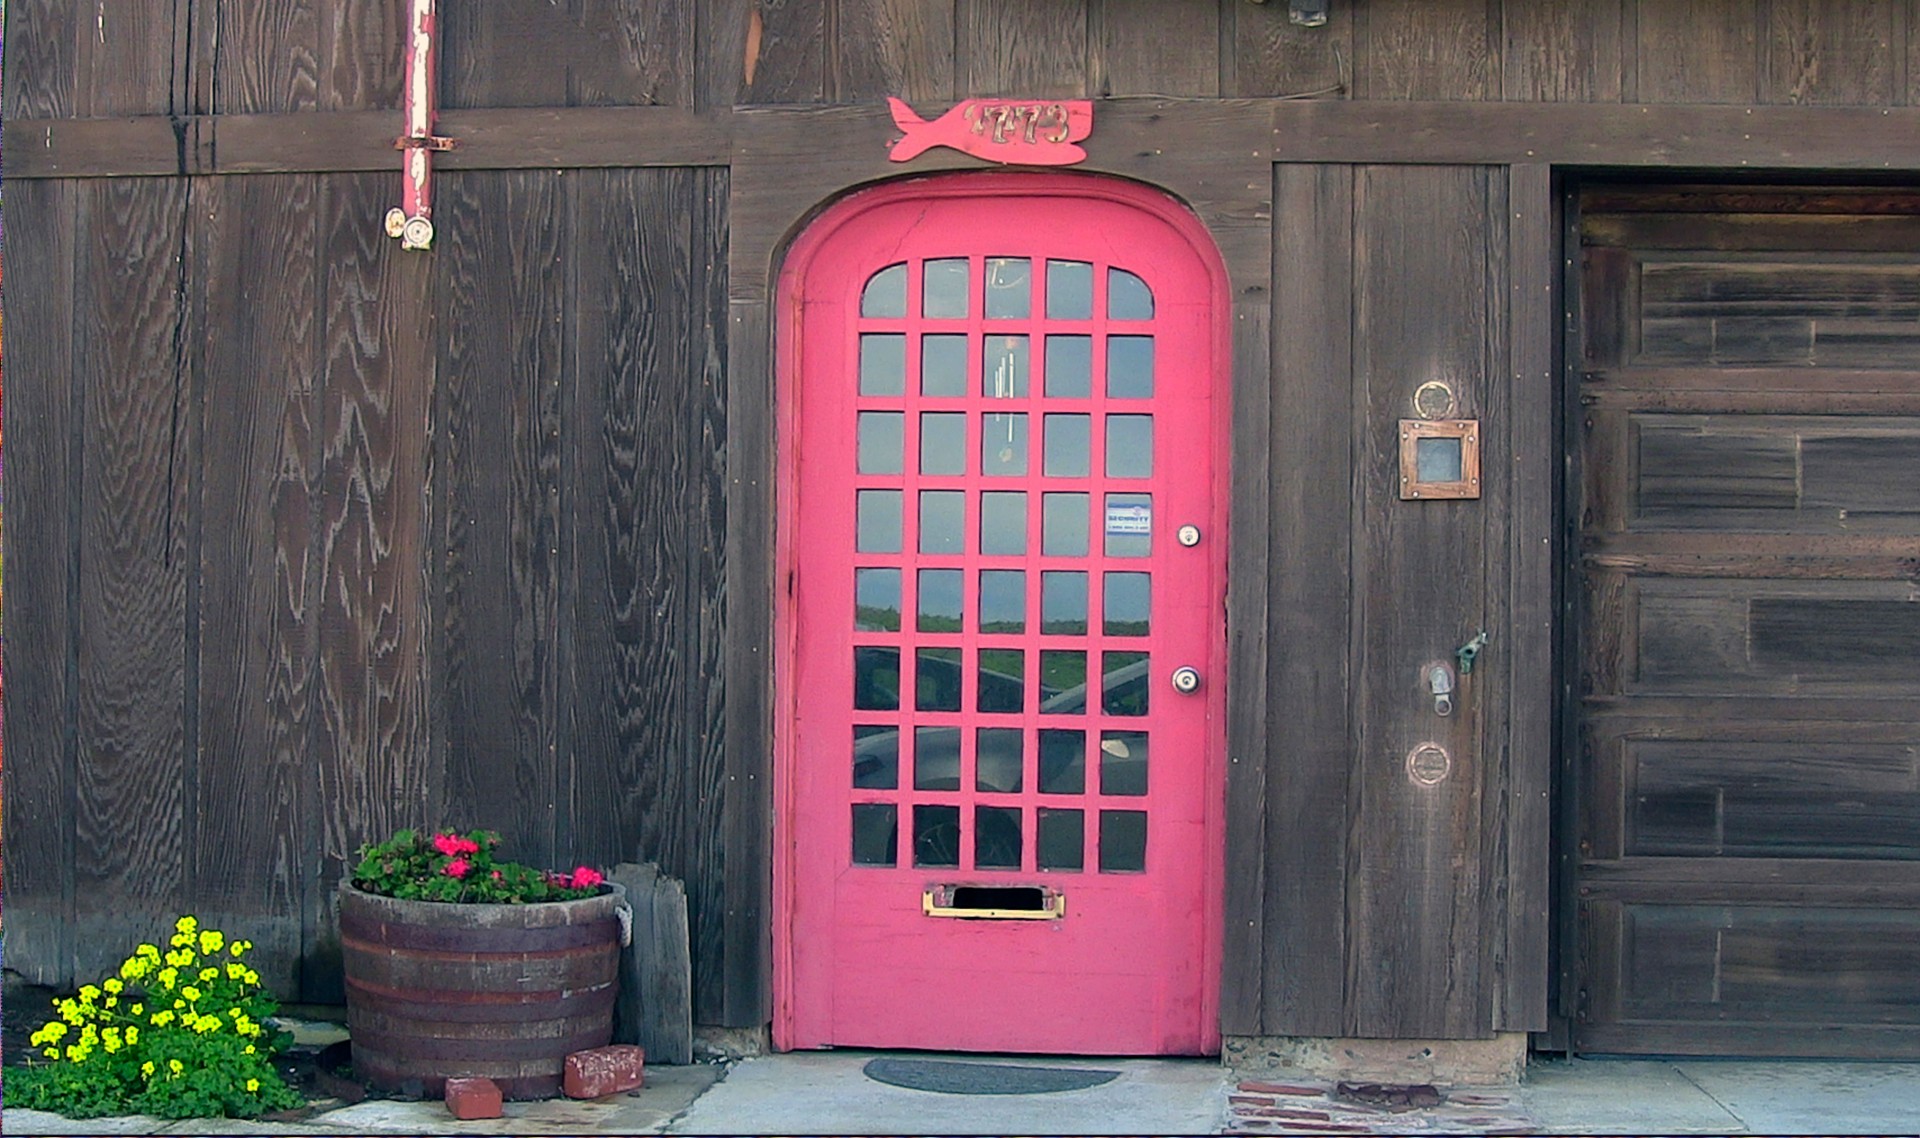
[7,1051,1920,1134]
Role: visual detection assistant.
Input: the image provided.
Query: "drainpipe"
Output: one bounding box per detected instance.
[385,0,456,251]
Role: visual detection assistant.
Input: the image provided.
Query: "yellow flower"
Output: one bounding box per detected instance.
[176,915,198,934]
[181,986,202,1002]
[244,1044,257,1054]
[130,1003,145,1016]
[243,969,260,985]
[125,1026,140,1045]
[246,1078,260,1093]
[194,1017,218,1035]
[78,985,101,1002]
[138,943,162,961]
[227,962,246,980]
[142,1061,156,1077]
[169,1058,184,1074]
[102,1027,121,1046]
[200,930,225,954]
[103,978,124,994]
[43,1047,59,1059]
[199,968,218,982]
[119,957,148,980]
[104,997,118,1009]
[152,1010,175,1027]
[65,1044,85,1062]
[158,967,179,986]
[58,1001,83,1025]
[230,942,246,957]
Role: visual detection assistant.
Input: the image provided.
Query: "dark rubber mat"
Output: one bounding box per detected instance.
[863,1057,1121,1095]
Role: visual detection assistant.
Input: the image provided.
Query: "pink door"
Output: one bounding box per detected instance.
[775,174,1228,1055]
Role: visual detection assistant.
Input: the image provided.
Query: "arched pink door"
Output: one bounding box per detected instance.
[774,174,1228,1055]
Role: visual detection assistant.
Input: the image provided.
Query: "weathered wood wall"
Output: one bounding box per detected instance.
[8,0,1920,1037]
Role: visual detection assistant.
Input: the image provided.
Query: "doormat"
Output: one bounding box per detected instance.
[863,1057,1121,1095]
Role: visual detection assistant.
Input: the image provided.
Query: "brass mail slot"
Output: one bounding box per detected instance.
[923,884,1066,920]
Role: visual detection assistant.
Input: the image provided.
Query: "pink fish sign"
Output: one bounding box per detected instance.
[887,97,1094,166]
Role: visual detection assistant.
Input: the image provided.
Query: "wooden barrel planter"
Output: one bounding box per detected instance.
[338,882,627,1100]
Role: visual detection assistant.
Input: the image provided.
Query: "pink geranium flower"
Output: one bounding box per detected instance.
[570,867,604,890]
[443,857,471,878]
[433,832,480,857]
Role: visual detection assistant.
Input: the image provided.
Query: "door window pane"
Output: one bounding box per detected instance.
[853,725,898,789]
[854,568,901,631]
[980,491,1027,555]
[862,263,907,318]
[916,647,963,711]
[920,412,967,475]
[1099,731,1148,796]
[978,570,1026,633]
[981,413,1029,477]
[1102,651,1150,717]
[1107,336,1154,399]
[1103,492,1152,558]
[917,569,963,631]
[1105,415,1153,478]
[977,649,1025,714]
[919,491,964,553]
[1044,335,1092,398]
[922,334,969,397]
[975,727,1024,793]
[854,646,900,710]
[1109,267,1154,320]
[1044,414,1091,477]
[914,726,960,790]
[857,490,902,553]
[1047,260,1093,320]
[858,412,903,474]
[852,804,898,866]
[1037,808,1084,871]
[1041,571,1088,635]
[974,806,1023,869]
[1042,493,1089,556]
[1039,650,1087,712]
[985,257,1032,319]
[1103,572,1150,636]
[860,333,906,395]
[1038,728,1086,794]
[983,336,1030,398]
[924,258,969,318]
[1099,810,1148,872]
[914,804,962,867]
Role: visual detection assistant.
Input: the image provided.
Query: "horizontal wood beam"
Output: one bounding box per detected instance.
[1274,100,1920,168]
[5,106,731,178]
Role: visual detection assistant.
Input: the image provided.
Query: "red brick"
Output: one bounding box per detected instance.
[1240,1081,1327,1097]
[444,1077,503,1120]
[563,1044,646,1099]
[1230,1094,1278,1106]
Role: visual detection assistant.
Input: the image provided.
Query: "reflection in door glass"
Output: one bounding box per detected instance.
[1107,336,1154,399]
[914,804,962,867]
[1103,572,1150,636]
[1047,260,1093,320]
[1042,493,1089,556]
[922,334,969,397]
[983,336,1030,398]
[980,492,1027,555]
[853,725,898,789]
[1044,335,1092,398]
[981,414,1029,477]
[1102,651,1150,717]
[1106,415,1153,478]
[856,490,902,553]
[919,491,965,553]
[1108,267,1154,320]
[917,569,963,631]
[851,803,897,866]
[974,805,1023,869]
[862,263,907,318]
[1040,571,1088,635]
[920,412,968,476]
[975,727,1024,792]
[854,646,900,710]
[985,258,1032,319]
[916,647,963,712]
[858,412,903,474]
[977,649,1025,714]
[860,333,906,395]
[1038,728,1086,794]
[1104,492,1151,558]
[914,726,960,790]
[1100,731,1148,796]
[1037,808,1084,871]
[1039,650,1087,711]
[978,570,1027,633]
[923,258,970,319]
[1044,414,1091,477]
[854,568,901,631]
[1099,810,1148,872]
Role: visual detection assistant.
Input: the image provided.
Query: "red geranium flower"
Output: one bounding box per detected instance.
[444,857,471,878]
[432,832,480,857]
[570,867,604,889]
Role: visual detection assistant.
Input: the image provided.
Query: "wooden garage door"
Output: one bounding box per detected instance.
[1572,186,1920,1058]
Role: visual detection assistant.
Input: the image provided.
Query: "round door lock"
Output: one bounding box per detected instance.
[1170,666,1202,694]
[1177,525,1202,547]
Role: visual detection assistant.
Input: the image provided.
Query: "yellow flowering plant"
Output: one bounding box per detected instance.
[8,916,305,1119]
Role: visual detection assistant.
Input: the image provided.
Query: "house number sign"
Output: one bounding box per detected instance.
[888,97,1094,165]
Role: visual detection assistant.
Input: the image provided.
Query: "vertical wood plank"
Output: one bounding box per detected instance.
[960,0,1089,98]
[1089,0,1218,97]
[3,0,78,117]
[1,179,80,985]
[77,1,176,115]
[1260,163,1356,1037]
[1344,164,1494,1039]
[1476,165,1515,1034]
[1504,0,1624,103]
[72,177,193,981]
[217,0,324,113]
[1633,0,1759,104]
[309,171,435,999]
[1225,0,1352,98]
[1502,164,1557,1032]
[320,0,405,111]
[442,0,694,109]
[733,0,829,105]
[1354,0,1500,100]
[194,174,319,998]
[835,0,957,103]
[432,171,569,866]
[1761,0,1896,106]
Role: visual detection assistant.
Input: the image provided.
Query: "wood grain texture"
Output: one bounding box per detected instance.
[3,0,78,118]
[74,0,175,115]
[1504,0,1624,102]
[1089,0,1218,97]
[72,178,193,981]
[193,175,320,997]
[835,0,957,102]
[442,0,693,109]
[1354,0,1499,101]
[960,0,1089,98]
[1762,0,1897,106]
[1,179,80,985]
[1225,0,1351,98]
[317,0,405,111]
[432,171,570,866]
[1345,165,1495,1039]
[746,0,830,104]
[1633,0,1758,103]
[216,0,322,113]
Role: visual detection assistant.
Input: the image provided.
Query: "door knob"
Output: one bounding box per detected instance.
[1170,666,1202,694]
